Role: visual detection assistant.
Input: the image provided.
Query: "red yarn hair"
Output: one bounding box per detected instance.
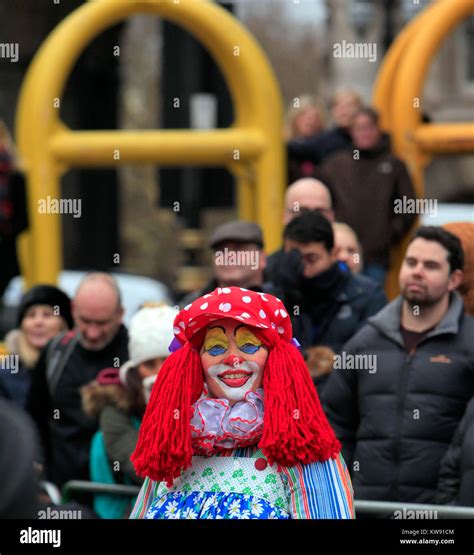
[131,327,340,486]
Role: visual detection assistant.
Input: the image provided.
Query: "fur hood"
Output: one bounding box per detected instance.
[81,379,133,418]
[4,329,40,370]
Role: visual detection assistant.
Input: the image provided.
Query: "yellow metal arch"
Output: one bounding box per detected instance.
[373,0,474,298]
[16,0,285,287]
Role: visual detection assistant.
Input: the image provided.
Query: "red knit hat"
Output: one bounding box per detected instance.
[131,287,341,486]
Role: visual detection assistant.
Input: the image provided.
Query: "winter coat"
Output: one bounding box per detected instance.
[321,136,416,267]
[289,270,387,354]
[437,397,474,507]
[81,379,143,486]
[322,292,474,504]
[26,326,129,487]
[0,329,40,408]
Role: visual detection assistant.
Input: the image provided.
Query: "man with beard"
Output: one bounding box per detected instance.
[322,226,474,504]
[27,273,128,489]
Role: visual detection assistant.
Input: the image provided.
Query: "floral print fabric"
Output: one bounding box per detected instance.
[145,491,290,519]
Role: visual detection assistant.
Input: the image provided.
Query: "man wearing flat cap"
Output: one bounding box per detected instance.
[180,220,280,307]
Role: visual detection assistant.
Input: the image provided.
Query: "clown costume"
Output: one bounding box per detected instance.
[130,287,354,519]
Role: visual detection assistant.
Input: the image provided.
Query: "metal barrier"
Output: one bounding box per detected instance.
[61,480,140,504]
[355,500,474,519]
[61,481,474,519]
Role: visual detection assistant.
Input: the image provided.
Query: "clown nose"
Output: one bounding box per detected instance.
[223,354,244,368]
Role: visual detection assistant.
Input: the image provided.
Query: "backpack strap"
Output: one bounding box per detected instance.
[46,330,80,398]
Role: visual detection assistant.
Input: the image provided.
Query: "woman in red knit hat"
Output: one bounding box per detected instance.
[130,287,354,519]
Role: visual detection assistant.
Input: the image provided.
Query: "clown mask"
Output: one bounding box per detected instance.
[200,319,268,404]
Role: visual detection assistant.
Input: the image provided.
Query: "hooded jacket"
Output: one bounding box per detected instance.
[0,329,40,408]
[322,292,474,503]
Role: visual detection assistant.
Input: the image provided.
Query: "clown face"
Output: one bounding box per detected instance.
[200,319,268,404]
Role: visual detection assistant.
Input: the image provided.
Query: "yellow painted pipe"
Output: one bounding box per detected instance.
[49,129,266,167]
[16,0,285,286]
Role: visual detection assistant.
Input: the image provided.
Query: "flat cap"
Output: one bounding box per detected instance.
[209,220,264,249]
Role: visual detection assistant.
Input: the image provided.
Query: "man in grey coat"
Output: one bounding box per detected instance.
[322,226,474,504]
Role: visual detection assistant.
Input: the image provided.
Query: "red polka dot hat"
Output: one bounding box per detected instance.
[132,287,341,486]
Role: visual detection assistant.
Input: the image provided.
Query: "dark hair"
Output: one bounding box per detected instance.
[283,211,334,252]
[125,366,147,418]
[352,107,379,127]
[411,226,464,273]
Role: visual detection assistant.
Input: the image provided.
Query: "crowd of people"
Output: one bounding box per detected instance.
[0,91,473,519]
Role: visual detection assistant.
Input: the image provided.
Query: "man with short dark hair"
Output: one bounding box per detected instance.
[322,226,474,504]
[274,211,387,356]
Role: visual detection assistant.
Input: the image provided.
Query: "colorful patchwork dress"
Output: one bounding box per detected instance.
[130,446,354,519]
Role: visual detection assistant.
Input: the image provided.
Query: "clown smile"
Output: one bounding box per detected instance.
[218,369,253,388]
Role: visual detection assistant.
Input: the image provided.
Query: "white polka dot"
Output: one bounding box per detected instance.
[241,312,251,319]
[184,304,192,311]
[277,326,285,334]
[242,296,251,303]
[240,288,249,292]
[235,316,244,320]
[260,294,268,302]
[271,322,276,329]
[173,327,180,334]
[274,309,280,317]
[280,309,288,318]
[200,302,209,310]
[276,298,282,303]
[203,294,212,298]
[217,288,222,294]
[188,321,197,327]
[258,309,267,319]
[221,287,231,294]
[219,302,232,313]
[179,322,186,329]
[256,323,266,328]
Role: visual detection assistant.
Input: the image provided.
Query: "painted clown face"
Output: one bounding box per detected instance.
[200,318,268,405]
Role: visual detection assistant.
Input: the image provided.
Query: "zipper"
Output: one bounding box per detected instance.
[393,347,415,500]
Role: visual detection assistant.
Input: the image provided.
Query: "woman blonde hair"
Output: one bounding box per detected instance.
[285,95,326,140]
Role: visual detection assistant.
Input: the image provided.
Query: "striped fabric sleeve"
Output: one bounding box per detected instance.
[129,477,160,519]
[281,453,355,519]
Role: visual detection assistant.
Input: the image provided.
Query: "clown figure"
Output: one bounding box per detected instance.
[130,287,354,519]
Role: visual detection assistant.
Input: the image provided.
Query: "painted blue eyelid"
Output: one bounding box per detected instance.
[239,344,260,354]
[207,346,226,356]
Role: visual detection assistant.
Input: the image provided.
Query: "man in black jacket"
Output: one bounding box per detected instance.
[27,273,128,488]
[275,211,386,355]
[322,226,474,504]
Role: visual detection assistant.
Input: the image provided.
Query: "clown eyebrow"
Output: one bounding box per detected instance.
[207,326,226,334]
[234,324,245,336]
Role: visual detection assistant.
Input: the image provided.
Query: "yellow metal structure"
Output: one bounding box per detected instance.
[373,0,474,298]
[16,0,285,288]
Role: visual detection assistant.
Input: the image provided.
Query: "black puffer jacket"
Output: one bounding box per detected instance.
[322,292,474,504]
[436,397,474,507]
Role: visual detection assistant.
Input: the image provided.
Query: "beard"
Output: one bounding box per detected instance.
[401,283,444,308]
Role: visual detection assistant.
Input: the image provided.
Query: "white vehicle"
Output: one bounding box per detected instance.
[1,271,173,329]
[420,202,474,227]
